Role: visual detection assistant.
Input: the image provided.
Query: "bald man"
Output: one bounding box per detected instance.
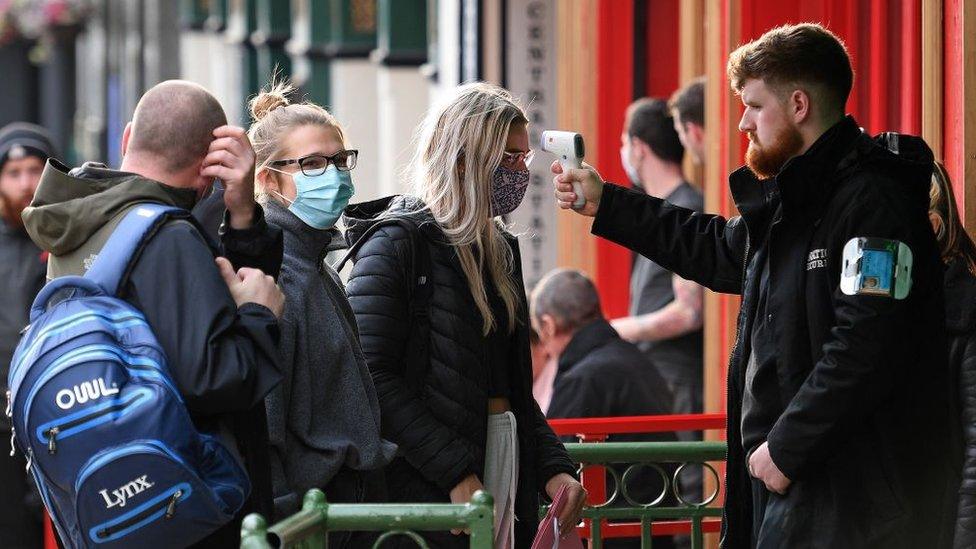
[22,80,285,547]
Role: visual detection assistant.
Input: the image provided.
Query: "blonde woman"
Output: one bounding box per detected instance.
[246,82,396,547]
[929,162,976,549]
[343,83,585,548]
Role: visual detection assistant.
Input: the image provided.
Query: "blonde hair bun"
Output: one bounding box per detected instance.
[249,81,295,121]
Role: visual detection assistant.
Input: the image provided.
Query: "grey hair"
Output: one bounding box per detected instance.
[530,268,603,332]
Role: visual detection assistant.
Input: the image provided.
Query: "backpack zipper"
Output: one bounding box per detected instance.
[42,390,149,455]
[5,390,13,457]
[94,488,184,541]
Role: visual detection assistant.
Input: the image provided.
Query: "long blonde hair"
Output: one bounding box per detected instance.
[411,83,527,335]
[247,79,348,200]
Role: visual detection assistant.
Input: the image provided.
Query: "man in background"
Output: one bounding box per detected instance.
[613,98,705,503]
[0,122,57,548]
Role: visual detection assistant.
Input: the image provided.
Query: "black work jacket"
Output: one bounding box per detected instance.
[343,196,577,548]
[592,116,960,548]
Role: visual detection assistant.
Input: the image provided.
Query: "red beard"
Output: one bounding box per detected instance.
[745,124,804,180]
[0,191,30,228]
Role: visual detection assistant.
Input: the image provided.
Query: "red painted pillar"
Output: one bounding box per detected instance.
[900,0,922,135]
[867,0,890,135]
[595,0,635,320]
[645,0,680,98]
[943,0,967,208]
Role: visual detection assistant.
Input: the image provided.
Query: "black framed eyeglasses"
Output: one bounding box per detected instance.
[268,149,359,175]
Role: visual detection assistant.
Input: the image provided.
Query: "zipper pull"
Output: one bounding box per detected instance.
[24,449,32,472]
[47,427,58,454]
[165,490,182,519]
[5,389,12,417]
[9,427,16,457]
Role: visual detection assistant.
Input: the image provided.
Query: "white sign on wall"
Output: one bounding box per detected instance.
[505,0,558,291]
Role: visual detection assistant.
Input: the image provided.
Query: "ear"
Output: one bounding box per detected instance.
[256,167,277,194]
[791,89,812,124]
[121,122,133,157]
[688,123,705,144]
[631,136,649,162]
[540,314,559,340]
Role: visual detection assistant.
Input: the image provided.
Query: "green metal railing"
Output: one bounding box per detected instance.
[566,441,727,549]
[239,488,494,548]
[239,441,726,548]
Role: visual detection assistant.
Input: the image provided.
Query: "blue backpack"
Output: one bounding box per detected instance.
[5,204,249,548]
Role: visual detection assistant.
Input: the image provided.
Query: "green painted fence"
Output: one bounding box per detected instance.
[239,441,726,548]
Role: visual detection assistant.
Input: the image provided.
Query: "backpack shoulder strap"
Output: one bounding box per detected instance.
[335,218,432,388]
[84,203,189,296]
[335,218,430,301]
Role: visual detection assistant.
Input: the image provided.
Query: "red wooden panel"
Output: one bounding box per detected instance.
[943,0,966,210]
[900,0,922,135]
[595,0,636,320]
[645,0,680,98]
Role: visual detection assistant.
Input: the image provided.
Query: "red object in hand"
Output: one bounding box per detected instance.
[532,484,584,549]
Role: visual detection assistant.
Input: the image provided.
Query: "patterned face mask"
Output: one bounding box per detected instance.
[490,165,530,217]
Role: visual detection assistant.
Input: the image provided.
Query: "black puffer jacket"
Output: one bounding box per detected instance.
[947,258,976,548]
[343,196,577,548]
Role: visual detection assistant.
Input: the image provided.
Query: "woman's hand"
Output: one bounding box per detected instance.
[449,474,485,535]
[545,473,587,537]
[201,125,257,230]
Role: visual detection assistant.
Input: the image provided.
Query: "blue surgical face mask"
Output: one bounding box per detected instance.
[267,164,354,230]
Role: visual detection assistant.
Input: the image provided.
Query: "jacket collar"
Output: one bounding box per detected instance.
[729,115,864,232]
[557,319,618,373]
[264,199,343,265]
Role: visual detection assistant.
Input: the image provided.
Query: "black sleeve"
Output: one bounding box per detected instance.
[591,182,747,294]
[765,187,936,480]
[345,226,476,492]
[956,336,976,548]
[126,221,282,416]
[217,204,283,279]
[191,190,284,279]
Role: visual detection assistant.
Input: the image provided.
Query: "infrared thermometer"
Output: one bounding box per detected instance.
[541,130,586,209]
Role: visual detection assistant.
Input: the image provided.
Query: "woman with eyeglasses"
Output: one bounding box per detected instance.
[342,82,585,549]
[246,81,396,547]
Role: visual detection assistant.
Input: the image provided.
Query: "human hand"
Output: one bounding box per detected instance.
[216,257,284,318]
[449,474,485,535]
[201,126,257,230]
[545,473,587,537]
[748,441,791,495]
[551,160,604,217]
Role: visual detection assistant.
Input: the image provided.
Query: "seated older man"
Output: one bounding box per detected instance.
[531,268,680,549]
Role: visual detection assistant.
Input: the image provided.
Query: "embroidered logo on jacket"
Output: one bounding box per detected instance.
[806,248,827,271]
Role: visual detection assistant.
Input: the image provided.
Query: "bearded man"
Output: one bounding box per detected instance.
[551,23,959,549]
[0,122,56,547]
